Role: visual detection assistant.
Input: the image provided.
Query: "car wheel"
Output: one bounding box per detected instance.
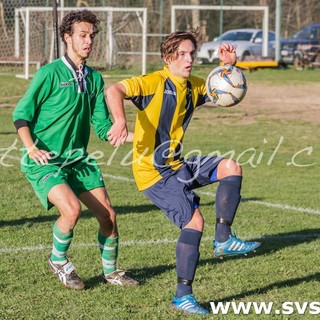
[293,55,304,70]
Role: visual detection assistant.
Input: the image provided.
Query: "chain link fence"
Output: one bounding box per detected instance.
[0,0,319,76]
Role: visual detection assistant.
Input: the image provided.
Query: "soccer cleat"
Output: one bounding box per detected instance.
[213,234,261,258]
[171,294,209,315]
[103,269,139,286]
[48,257,85,290]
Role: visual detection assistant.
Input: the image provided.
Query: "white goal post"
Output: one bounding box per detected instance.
[171,5,270,57]
[15,6,147,79]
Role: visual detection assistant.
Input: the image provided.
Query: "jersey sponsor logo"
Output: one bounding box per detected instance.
[164,89,176,95]
[42,173,54,183]
[60,82,72,88]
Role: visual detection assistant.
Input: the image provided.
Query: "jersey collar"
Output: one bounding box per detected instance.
[62,54,88,92]
[163,65,188,86]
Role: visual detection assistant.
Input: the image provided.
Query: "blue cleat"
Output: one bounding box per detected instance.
[171,294,209,315]
[213,234,261,258]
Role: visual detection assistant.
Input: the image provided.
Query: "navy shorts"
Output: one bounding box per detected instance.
[142,155,223,229]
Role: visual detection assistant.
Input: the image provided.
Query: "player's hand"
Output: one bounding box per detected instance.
[28,149,52,165]
[218,43,237,66]
[107,121,128,147]
[126,132,134,143]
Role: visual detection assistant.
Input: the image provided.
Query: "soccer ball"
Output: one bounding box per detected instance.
[206,65,247,107]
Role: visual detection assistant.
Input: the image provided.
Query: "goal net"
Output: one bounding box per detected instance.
[5,6,147,79]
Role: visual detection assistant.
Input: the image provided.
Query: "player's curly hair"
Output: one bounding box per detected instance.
[59,10,100,45]
[160,27,202,62]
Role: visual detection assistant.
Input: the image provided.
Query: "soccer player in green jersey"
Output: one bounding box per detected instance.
[12,10,138,290]
[106,29,260,314]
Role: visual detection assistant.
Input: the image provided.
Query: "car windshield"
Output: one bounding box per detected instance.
[293,25,320,39]
[293,28,311,39]
[220,31,253,41]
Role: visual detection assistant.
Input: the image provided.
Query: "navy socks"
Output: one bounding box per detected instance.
[215,175,242,242]
[175,228,202,298]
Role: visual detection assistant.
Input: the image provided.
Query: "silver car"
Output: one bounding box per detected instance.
[197,28,276,64]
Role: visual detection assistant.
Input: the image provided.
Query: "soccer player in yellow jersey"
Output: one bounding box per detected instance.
[106,29,260,315]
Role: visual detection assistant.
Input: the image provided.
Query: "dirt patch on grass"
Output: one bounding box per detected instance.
[199,82,320,125]
[241,82,320,124]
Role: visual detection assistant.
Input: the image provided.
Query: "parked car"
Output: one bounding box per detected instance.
[280,23,320,67]
[196,28,276,64]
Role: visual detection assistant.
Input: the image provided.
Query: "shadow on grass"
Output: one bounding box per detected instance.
[205,228,320,266]
[84,228,319,289]
[85,263,176,289]
[0,205,157,227]
[0,198,218,227]
[206,272,320,306]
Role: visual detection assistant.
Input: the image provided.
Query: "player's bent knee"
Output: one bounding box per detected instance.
[62,203,81,222]
[218,159,242,178]
[184,209,204,232]
[98,210,118,236]
[96,207,116,224]
[230,160,242,175]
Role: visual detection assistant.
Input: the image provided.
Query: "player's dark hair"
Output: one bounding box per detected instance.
[160,27,202,61]
[59,10,100,45]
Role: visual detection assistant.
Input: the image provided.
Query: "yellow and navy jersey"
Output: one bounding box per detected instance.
[120,66,211,191]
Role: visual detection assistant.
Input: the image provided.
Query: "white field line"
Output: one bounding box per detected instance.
[1,154,320,216]
[1,234,319,254]
[103,174,320,216]
[1,155,319,254]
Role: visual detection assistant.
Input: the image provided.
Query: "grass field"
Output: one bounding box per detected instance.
[0,67,320,319]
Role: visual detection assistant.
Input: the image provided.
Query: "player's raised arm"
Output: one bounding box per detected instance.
[218,43,237,66]
[105,82,128,146]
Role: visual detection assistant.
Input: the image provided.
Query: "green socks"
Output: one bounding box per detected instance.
[98,232,118,275]
[50,224,118,274]
[50,222,73,265]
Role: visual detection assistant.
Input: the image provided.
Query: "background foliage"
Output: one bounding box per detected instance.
[1,0,319,43]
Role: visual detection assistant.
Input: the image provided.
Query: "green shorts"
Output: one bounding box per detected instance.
[25,157,105,210]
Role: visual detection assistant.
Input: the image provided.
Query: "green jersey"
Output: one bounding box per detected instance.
[13,56,112,172]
